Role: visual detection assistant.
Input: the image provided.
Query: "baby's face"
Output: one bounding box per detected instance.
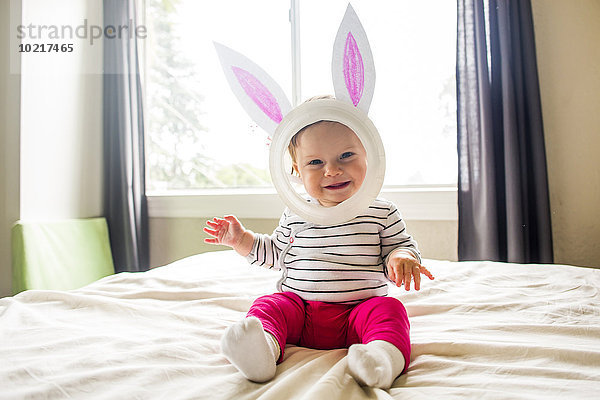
[293,122,367,207]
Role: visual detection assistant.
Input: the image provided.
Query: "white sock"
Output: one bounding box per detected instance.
[347,340,406,389]
[220,317,279,382]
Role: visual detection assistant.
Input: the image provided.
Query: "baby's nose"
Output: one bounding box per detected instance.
[324,163,343,176]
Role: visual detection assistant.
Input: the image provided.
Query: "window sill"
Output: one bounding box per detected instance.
[147,185,457,221]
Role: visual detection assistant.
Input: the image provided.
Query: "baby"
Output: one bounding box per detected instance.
[204,118,433,389]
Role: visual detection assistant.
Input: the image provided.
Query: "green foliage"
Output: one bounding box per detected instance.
[216,163,272,188]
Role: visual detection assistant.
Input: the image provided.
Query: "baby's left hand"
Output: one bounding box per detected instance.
[386,251,434,291]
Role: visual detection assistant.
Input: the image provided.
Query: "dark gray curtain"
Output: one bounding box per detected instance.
[103,0,149,272]
[456,0,553,263]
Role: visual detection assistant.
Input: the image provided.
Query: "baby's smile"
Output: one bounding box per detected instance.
[324,180,351,190]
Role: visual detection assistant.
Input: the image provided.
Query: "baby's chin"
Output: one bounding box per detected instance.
[316,189,361,207]
[317,199,342,207]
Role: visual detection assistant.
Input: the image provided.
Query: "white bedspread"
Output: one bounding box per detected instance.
[1,250,599,399]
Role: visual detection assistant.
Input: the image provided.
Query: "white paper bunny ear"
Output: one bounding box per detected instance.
[331,4,376,114]
[214,42,292,138]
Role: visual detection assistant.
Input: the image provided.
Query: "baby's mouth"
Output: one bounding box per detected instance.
[324,181,351,190]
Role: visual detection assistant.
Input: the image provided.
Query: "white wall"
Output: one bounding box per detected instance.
[532,0,600,267]
[0,0,104,297]
[149,217,458,268]
[20,0,103,220]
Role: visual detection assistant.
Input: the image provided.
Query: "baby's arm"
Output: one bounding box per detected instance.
[380,205,434,291]
[204,215,255,257]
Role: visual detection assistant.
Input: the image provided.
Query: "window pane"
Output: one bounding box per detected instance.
[145,0,291,191]
[300,0,457,186]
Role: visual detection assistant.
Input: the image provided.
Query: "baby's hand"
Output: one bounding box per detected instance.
[386,251,434,291]
[204,215,246,249]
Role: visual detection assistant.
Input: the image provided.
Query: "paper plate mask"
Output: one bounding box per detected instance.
[215,4,385,225]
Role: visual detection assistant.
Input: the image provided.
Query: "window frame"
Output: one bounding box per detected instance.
[147,186,457,220]
[142,0,458,221]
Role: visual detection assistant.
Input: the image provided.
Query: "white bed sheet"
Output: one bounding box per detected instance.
[1,250,599,399]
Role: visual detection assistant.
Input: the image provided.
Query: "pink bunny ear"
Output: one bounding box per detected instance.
[231,66,283,124]
[343,32,365,107]
[214,42,291,138]
[332,4,375,114]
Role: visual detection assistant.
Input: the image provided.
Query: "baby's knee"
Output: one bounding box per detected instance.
[367,296,407,315]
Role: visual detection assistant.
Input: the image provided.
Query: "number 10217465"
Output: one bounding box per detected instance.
[19,43,74,53]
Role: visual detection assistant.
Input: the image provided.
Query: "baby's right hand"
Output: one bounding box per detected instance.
[204,215,246,249]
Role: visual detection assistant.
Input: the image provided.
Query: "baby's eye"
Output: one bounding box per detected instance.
[340,152,354,159]
[308,159,323,165]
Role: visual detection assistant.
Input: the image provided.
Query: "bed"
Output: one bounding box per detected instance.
[1,250,599,399]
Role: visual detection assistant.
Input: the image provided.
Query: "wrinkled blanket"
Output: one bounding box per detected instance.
[1,250,599,399]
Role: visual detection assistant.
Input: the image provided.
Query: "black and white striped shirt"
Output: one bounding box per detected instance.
[246,198,421,303]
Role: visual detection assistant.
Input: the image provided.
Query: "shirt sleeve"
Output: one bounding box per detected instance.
[380,205,422,268]
[245,211,290,270]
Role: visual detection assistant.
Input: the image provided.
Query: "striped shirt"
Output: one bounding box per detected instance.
[246,198,421,303]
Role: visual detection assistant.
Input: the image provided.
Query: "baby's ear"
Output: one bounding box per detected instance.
[331,4,375,114]
[290,163,303,185]
[214,42,292,138]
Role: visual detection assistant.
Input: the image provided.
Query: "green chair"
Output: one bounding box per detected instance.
[11,218,115,294]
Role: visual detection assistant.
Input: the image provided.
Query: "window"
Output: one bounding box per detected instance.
[144,0,457,220]
[144,0,290,191]
[299,0,457,187]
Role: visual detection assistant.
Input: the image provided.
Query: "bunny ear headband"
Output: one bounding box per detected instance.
[215,4,385,225]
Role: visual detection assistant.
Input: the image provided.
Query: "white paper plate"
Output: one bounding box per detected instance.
[269,99,386,225]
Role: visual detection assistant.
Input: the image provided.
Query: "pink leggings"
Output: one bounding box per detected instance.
[247,292,411,372]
